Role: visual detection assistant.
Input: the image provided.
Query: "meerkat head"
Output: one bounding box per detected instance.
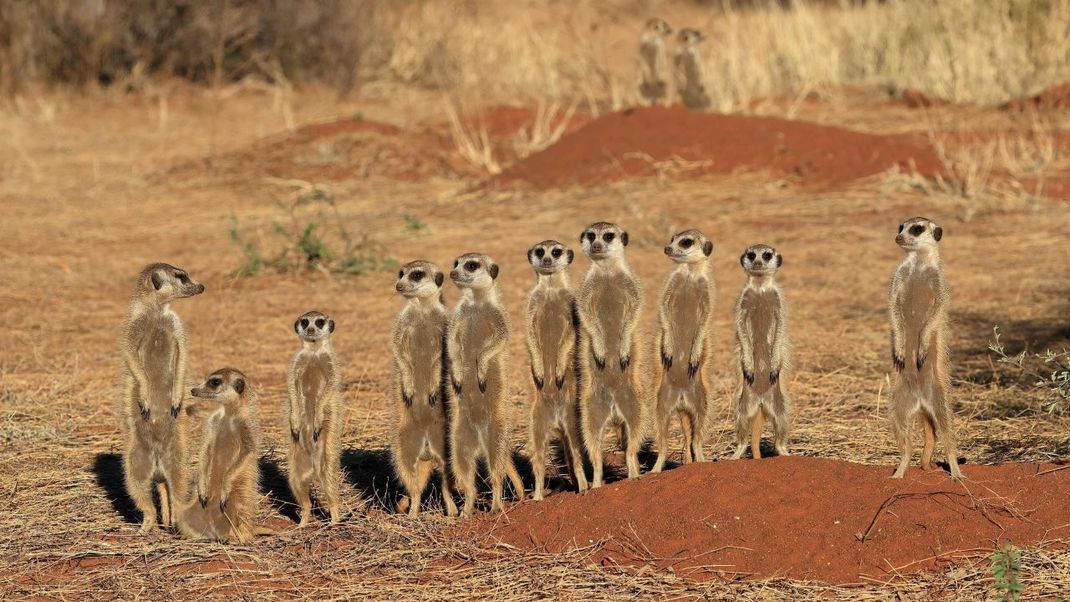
[740,244,782,276]
[395,260,444,299]
[294,310,335,343]
[190,368,248,404]
[581,222,629,261]
[678,28,706,46]
[664,229,713,264]
[645,17,672,36]
[527,240,574,275]
[895,217,943,251]
[136,263,205,303]
[450,253,499,290]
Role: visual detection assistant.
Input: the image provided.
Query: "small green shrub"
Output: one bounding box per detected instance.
[990,543,1024,602]
[989,326,1070,415]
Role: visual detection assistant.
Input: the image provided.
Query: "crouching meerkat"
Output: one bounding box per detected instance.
[638,17,673,106]
[287,310,344,525]
[447,253,525,516]
[391,261,458,517]
[652,230,715,472]
[732,244,791,459]
[888,217,963,480]
[674,29,711,111]
[120,263,204,533]
[177,368,264,544]
[578,222,645,487]
[525,240,589,500]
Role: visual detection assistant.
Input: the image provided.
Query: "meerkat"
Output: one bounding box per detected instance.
[176,368,262,544]
[638,17,673,106]
[391,261,458,517]
[577,222,645,487]
[888,217,964,480]
[732,244,792,460]
[447,253,525,516]
[120,263,204,533]
[652,230,715,473]
[287,310,344,525]
[525,240,589,500]
[674,29,711,111]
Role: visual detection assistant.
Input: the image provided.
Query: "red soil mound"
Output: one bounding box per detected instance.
[1002,82,1070,111]
[493,106,943,189]
[472,457,1070,584]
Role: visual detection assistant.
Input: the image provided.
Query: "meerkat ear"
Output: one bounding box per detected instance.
[567,249,574,264]
[739,253,746,267]
[233,378,245,396]
[579,232,585,244]
[294,319,301,334]
[435,271,444,287]
[527,248,534,264]
[328,319,335,333]
[777,253,783,267]
[933,226,943,241]
[703,240,713,256]
[621,231,629,247]
[151,271,164,290]
[489,263,499,279]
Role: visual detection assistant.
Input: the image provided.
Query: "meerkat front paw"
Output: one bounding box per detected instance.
[915,351,926,371]
[531,368,545,390]
[661,351,673,369]
[688,361,699,380]
[140,406,150,421]
[198,493,208,509]
[769,369,780,385]
[427,390,439,406]
[892,351,906,372]
[555,373,566,389]
[313,426,322,442]
[742,367,755,386]
[402,389,414,407]
[451,375,462,394]
[619,355,630,371]
[170,404,181,419]
[290,428,300,443]
[478,378,487,393]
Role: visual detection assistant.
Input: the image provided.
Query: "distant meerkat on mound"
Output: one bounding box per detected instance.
[120,263,204,533]
[177,368,264,544]
[577,222,645,487]
[732,244,791,460]
[287,310,344,526]
[652,230,715,473]
[888,217,963,480]
[447,253,525,516]
[674,28,711,111]
[638,17,673,106]
[524,240,589,500]
[391,261,458,517]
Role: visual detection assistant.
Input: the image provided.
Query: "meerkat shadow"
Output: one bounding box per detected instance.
[341,448,403,512]
[91,452,140,524]
[257,455,300,523]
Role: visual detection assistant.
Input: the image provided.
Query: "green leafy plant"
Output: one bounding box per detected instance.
[989,326,1070,414]
[990,543,1024,602]
[403,213,426,231]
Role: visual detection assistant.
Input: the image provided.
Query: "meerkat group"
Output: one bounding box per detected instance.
[637,18,711,110]
[119,215,963,538]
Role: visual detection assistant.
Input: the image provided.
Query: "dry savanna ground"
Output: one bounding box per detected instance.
[2,11,1070,599]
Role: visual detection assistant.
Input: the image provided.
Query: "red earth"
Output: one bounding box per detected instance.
[492,106,945,189]
[467,456,1070,585]
[1002,82,1070,111]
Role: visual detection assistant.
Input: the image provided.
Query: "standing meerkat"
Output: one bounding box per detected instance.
[447,253,525,516]
[391,261,458,517]
[652,230,715,473]
[674,29,711,111]
[638,17,673,106]
[524,240,589,500]
[177,368,263,544]
[732,244,792,459]
[577,222,645,487]
[287,310,344,526]
[888,217,964,480]
[120,263,204,533]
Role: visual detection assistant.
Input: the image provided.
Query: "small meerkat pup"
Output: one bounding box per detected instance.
[177,368,262,544]
[888,217,964,480]
[525,240,589,500]
[674,29,711,111]
[391,261,458,517]
[732,244,792,460]
[120,263,204,533]
[447,253,525,516]
[652,230,715,473]
[638,17,673,106]
[577,222,645,487]
[287,310,344,526]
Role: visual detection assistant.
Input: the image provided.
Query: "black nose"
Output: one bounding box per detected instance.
[664,246,672,255]
[592,243,603,252]
[895,234,905,244]
[753,262,763,268]
[542,258,552,267]
[396,282,404,292]
[450,269,458,279]
[195,284,205,294]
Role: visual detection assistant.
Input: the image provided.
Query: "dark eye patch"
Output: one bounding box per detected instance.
[898,224,904,234]
[453,260,459,268]
[315,318,325,328]
[398,269,405,279]
[410,270,424,282]
[209,377,222,388]
[534,248,545,258]
[176,272,189,283]
[747,252,756,261]
[585,231,595,242]
[465,260,479,272]
[910,225,925,236]
[551,248,562,258]
[680,238,693,248]
[762,251,773,261]
[301,318,310,329]
[603,232,615,243]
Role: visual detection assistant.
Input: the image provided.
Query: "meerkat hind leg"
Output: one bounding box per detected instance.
[652,386,676,473]
[438,464,459,517]
[410,460,434,517]
[931,392,965,480]
[750,410,765,460]
[680,410,695,464]
[156,482,172,529]
[583,402,613,488]
[124,443,158,532]
[920,413,937,471]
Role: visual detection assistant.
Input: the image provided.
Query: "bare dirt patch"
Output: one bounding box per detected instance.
[471,457,1070,585]
[492,106,944,189]
[1002,82,1070,112]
